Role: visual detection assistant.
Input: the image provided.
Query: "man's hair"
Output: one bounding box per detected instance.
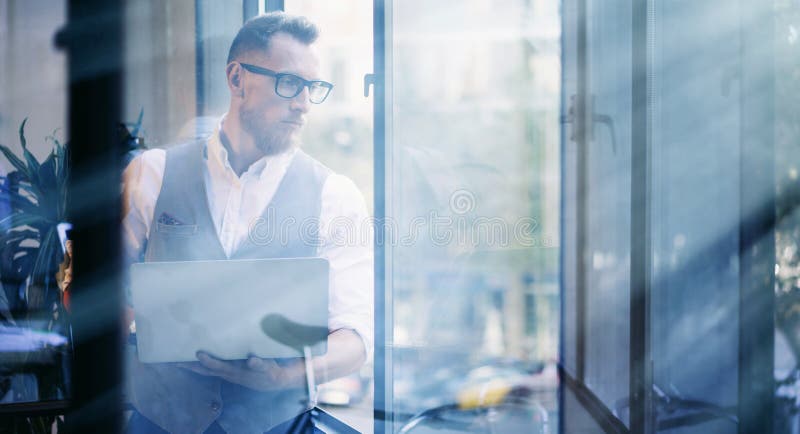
[226,12,319,64]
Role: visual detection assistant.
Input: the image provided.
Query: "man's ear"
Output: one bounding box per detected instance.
[227,62,245,98]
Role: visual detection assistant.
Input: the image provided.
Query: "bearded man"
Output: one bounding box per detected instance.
[120,12,372,434]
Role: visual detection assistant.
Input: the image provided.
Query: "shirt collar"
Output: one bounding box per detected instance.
[206,114,297,181]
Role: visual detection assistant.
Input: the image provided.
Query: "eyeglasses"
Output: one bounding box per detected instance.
[239,63,333,104]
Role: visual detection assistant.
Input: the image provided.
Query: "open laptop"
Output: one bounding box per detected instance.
[129,257,329,363]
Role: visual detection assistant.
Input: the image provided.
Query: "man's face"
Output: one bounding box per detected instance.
[237,32,321,155]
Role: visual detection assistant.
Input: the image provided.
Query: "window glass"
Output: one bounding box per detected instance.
[582,0,632,423]
[649,5,741,433]
[560,0,580,379]
[285,1,374,208]
[389,1,562,432]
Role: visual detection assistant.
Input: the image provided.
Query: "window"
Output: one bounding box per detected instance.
[561,0,781,432]
[2,2,793,433]
[381,1,562,432]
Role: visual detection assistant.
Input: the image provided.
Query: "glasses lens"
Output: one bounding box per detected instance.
[308,82,332,104]
[276,74,304,98]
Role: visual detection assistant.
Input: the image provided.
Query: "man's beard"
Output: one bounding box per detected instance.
[239,105,297,156]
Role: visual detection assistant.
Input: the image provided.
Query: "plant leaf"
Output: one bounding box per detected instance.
[31,227,54,284]
[55,143,69,219]
[0,144,31,181]
[0,212,45,231]
[13,182,43,203]
[12,250,37,278]
[0,228,38,247]
[45,128,63,148]
[0,187,41,217]
[18,119,27,155]
[131,107,144,137]
[7,244,38,276]
[37,155,59,222]
[0,182,38,205]
[18,119,41,187]
[1,172,43,200]
[39,152,57,189]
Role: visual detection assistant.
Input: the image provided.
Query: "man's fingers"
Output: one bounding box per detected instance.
[196,352,240,376]
[191,352,285,391]
[247,356,270,372]
[196,352,228,370]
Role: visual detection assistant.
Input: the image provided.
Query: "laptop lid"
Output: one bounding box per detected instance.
[130,257,329,363]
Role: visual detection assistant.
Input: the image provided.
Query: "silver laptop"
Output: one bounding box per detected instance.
[129,258,329,363]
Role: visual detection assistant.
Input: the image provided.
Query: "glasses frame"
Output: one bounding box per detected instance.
[239,62,333,104]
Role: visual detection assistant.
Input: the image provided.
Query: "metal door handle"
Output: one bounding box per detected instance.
[561,94,618,154]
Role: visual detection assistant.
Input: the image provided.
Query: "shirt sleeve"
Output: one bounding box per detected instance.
[317,173,374,364]
[121,149,166,266]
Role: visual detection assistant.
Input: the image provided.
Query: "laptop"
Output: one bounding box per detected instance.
[129,257,329,363]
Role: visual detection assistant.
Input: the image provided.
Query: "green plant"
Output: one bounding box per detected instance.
[0,119,70,433]
[0,119,69,313]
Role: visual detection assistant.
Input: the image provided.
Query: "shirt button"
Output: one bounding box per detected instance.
[210,401,221,412]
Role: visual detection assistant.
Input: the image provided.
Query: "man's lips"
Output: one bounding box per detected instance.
[282,120,304,127]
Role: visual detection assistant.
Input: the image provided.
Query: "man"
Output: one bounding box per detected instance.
[121,12,373,434]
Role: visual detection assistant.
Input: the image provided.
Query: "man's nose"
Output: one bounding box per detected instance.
[290,86,311,113]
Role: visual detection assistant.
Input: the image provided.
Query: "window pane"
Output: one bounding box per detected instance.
[649,2,744,432]
[389,1,561,432]
[560,0,580,379]
[286,1,374,209]
[582,0,632,423]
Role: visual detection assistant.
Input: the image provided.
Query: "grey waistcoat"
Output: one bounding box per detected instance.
[127,141,331,434]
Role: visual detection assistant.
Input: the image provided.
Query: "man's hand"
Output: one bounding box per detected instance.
[177,329,366,391]
[178,351,301,391]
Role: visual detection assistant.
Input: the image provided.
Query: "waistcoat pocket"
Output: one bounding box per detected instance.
[155,222,198,236]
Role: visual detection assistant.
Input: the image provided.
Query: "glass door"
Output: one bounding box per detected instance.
[379,0,563,433]
[560,0,633,430]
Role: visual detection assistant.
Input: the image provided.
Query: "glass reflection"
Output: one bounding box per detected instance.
[390,0,562,431]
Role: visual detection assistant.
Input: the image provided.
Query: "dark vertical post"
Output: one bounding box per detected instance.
[630,0,652,432]
[737,1,775,432]
[373,0,390,433]
[61,0,124,432]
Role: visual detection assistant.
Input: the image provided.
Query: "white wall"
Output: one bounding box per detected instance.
[0,0,67,163]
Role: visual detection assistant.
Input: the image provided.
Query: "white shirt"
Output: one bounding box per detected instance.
[122,122,373,361]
